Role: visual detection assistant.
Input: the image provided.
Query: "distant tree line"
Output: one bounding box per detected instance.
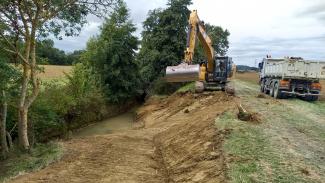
[37,39,84,65]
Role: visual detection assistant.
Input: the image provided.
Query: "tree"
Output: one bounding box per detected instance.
[0,61,20,159]
[193,23,230,63]
[36,39,68,65]
[85,1,140,103]
[66,50,85,65]
[0,0,117,150]
[138,0,192,86]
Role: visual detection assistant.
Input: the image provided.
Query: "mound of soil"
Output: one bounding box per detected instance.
[138,92,235,182]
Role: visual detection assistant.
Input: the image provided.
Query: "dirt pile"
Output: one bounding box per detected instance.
[138,92,235,182]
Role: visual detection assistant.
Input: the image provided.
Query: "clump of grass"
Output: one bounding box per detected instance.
[0,142,63,182]
[177,82,195,93]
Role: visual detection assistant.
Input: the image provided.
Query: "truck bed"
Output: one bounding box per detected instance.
[262,58,325,80]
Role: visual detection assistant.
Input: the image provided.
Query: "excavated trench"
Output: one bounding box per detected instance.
[10,92,235,183]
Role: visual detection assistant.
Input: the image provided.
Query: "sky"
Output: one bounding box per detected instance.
[54,0,325,66]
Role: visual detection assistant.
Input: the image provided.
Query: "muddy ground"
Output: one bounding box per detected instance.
[9,92,235,183]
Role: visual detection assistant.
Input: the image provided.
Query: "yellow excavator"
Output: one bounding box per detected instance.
[165,10,236,93]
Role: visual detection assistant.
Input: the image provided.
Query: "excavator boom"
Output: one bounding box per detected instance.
[165,10,214,82]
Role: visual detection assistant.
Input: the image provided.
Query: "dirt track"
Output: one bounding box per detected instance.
[10,92,235,183]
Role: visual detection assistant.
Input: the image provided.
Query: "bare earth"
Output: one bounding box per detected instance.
[10,92,235,183]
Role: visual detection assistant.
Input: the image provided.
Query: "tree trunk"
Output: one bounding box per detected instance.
[6,131,13,149]
[0,91,9,158]
[17,19,40,151]
[18,107,29,150]
[18,35,31,150]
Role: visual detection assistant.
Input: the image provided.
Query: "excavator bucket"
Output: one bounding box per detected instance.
[165,63,200,82]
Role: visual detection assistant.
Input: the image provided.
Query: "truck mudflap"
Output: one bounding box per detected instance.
[281,91,321,96]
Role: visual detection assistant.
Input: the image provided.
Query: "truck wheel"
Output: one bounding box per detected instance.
[273,83,285,99]
[263,85,269,94]
[305,92,319,102]
[270,83,275,97]
[260,82,265,93]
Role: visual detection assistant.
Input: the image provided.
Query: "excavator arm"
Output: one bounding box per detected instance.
[184,10,214,73]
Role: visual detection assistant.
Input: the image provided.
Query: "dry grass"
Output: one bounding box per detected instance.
[38,65,73,79]
[235,72,259,84]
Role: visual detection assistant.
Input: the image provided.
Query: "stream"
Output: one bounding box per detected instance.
[73,111,135,137]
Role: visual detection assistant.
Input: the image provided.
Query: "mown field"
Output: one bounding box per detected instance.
[38,65,73,79]
[236,72,325,101]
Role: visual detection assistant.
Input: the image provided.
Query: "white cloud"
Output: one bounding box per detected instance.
[55,0,325,66]
[190,0,325,66]
[54,0,167,52]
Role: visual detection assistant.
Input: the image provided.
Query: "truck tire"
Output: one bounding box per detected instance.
[270,82,275,97]
[305,92,319,102]
[273,83,285,99]
[263,85,269,94]
[260,81,265,93]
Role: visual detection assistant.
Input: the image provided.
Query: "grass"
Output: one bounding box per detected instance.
[223,79,325,183]
[216,112,314,183]
[271,103,325,139]
[0,142,63,182]
[176,82,195,93]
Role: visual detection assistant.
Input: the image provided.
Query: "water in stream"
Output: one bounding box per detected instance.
[74,111,135,137]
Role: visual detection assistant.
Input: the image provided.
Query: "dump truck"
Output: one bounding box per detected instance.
[259,57,325,101]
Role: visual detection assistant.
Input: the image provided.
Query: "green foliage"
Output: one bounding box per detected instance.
[138,0,192,86]
[0,142,63,182]
[29,64,103,141]
[176,82,195,93]
[36,39,67,65]
[66,50,85,64]
[30,81,71,141]
[85,1,141,103]
[36,39,84,65]
[193,24,230,63]
[65,63,96,100]
[36,0,118,39]
[150,79,182,95]
[0,62,20,92]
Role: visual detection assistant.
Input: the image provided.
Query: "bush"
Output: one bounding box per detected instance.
[30,81,72,141]
[151,79,186,95]
[0,142,63,182]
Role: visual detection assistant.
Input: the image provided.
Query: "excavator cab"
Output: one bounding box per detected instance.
[213,57,233,82]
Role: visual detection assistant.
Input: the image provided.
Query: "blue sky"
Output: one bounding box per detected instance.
[54,0,325,66]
